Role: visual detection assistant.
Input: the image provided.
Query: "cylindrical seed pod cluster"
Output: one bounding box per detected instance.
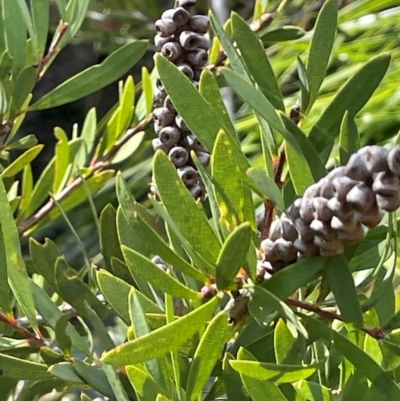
[261,145,400,270]
[152,0,211,200]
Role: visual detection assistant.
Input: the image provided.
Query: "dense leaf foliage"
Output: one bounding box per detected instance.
[1,1,400,400]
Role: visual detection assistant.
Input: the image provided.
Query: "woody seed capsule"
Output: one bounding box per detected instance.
[177,165,200,186]
[155,18,177,37]
[162,7,191,26]
[159,126,181,146]
[388,146,400,176]
[153,107,176,127]
[161,42,183,61]
[189,15,210,34]
[168,146,189,167]
[179,31,211,51]
[186,48,208,67]
[346,183,375,214]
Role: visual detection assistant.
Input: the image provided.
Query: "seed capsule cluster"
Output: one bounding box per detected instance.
[261,145,400,269]
[152,0,211,200]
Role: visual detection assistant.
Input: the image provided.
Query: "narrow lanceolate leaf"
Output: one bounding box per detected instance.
[223,354,251,401]
[230,360,318,383]
[1,145,43,178]
[262,257,327,300]
[231,12,284,110]
[186,311,229,401]
[153,151,221,268]
[0,354,50,380]
[216,223,252,290]
[101,297,219,365]
[212,130,255,229]
[306,0,337,111]
[122,246,200,299]
[156,55,220,151]
[325,254,363,327]
[0,178,38,333]
[241,377,287,401]
[308,54,390,162]
[303,316,400,399]
[28,40,148,110]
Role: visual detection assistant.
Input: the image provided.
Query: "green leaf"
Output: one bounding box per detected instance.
[156,55,220,151]
[307,0,337,111]
[126,364,166,401]
[246,168,284,209]
[294,380,333,401]
[116,173,206,282]
[80,107,97,159]
[101,297,219,365]
[0,178,38,333]
[73,359,114,398]
[230,360,318,383]
[28,40,148,110]
[308,54,391,162]
[223,354,251,401]
[122,246,200,300]
[241,377,287,401]
[231,12,284,110]
[2,0,26,73]
[212,130,255,228]
[216,223,252,290]
[186,311,229,401]
[153,151,221,268]
[339,112,360,165]
[303,316,400,399]
[11,65,37,113]
[262,257,327,300]
[100,204,124,273]
[31,0,49,55]
[260,26,305,44]
[325,254,363,327]
[199,69,237,143]
[55,313,72,356]
[274,319,298,365]
[60,0,90,47]
[48,362,85,384]
[1,144,43,178]
[249,286,308,338]
[31,281,91,356]
[0,354,50,380]
[53,127,71,193]
[5,134,38,151]
[0,229,10,314]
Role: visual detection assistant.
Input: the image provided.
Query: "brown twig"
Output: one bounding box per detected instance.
[0,313,45,348]
[18,115,154,237]
[286,299,386,340]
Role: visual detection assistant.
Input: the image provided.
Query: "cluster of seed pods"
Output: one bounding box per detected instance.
[261,145,400,270]
[151,0,211,200]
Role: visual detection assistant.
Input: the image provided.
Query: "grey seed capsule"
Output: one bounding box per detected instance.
[344,152,371,181]
[268,219,282,241]
[156,77,164,91]
[159,126,180,147]
[196,151,211,167]
[312,197,333,222]
[294,238,320,258]
[155,18,177,37]
[376,192,400,213]
[299,197,314,224]
[152,138,172,153]
[149,184,160,200]
[340,224,365,243]
[176,0,196,10]
[179,30,211,51]
[177,63,194,80]
[357,203,383,228]
[281,218,298,242]
[286,200,301,220]
[330,216,357,232]
[189,183,205,200]
[261,238,279,262]
[274,238,297,262]
[169,146,189,167]
[153,87,167,107]
[372,171,400,197]
[333,176,358,202]
[327,197,354,221]
[310,219,338,241]
[359,145,389,173]
[303,183,321,199]
[177,165,200,186]
[162,7,191,26]
[189,15,210,34]
[163,95,174,111]
[175,115,189,131]
[181,132,206,151]
[151,255,167,270]
[154,34,173,51]
[388,146,400,176]
[320,176,335,199]
[314,236,344,254]
[153,107,175,127]
[161,42,183,61]
[346,183,375,214]
[294,218,314,242]
[186,48,208,67]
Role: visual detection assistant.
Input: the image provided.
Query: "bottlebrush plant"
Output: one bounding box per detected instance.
[1,1,400,401]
